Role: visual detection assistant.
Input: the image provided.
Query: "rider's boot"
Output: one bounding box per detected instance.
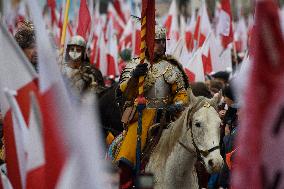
[119,162,134,189]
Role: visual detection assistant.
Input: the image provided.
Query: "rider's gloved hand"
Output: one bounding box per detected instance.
[131,63,148,78]
[167,103,184,114]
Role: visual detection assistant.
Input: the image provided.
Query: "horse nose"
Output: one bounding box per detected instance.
[208,159,214,167]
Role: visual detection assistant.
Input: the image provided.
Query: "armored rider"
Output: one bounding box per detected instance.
[114,25,190,187]
[62,35,105,98]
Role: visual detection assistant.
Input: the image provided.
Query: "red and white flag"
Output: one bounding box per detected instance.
[217,0,233,49]
[183,49,205,82]
[164,0,179,41]
[0,22,38,189]
[25,93,45,189]
[106,19,119,76]
[234,17,248,52]
[193,1,211,48]
[76,0,91,40]
[113,0,127,24]
[232,1,284,189]
[95,32,108,76]
[200,33,213,75]
[27,0,68,188]
[107,3,125,40]
[185,12,196,52]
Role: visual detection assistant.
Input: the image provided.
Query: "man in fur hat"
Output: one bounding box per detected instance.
[112,25,190,187]
[14,20,38,72]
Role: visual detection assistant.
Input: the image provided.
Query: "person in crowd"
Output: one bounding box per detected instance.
[14,20,38,72]
[114,25,189,188]
[61,35,105,99]
[191,82,212,98]
[209,80,223,96]
[211,71,230,87]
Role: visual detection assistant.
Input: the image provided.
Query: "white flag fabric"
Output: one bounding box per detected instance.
[0,22,38,189]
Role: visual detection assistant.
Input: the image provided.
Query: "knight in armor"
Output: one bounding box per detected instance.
[114,25,189,187]
[62,35,105,98]
[14,20,38,72]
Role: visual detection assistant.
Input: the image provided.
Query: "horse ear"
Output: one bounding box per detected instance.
[210,90,222,108]
[187,88,198,104]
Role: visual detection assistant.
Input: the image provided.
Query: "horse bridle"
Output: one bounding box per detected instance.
[178,99,220,159]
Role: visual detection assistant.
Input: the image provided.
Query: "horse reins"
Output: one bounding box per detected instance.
[178,99,220,159]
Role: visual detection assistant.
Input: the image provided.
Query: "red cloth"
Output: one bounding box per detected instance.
[231,1,284,189]
[220,0,233,48]
[76,0,91,40]
[141,0,155,64]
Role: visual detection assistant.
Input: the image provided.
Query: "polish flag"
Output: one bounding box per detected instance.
[185,12,196,52]
[107,3,125,40]
[47,0,57,27]
[106,19,119,76]
[76,0,91,40]
[217,0,233,49]
[193,1,212,48]
[95,33,108,76]
[113,0,127,24]
[25,93,45,189]
[232,1,284,188]
[200,33,213,74]
[183,49,205,82]
[90,19,102,65]
[234,17,248,52]
[3,89,29,189]
[119,19,133,51]
[27,0,69,188]
[0,22,38,189]
[164,0,179,40]
[164,0,180,53]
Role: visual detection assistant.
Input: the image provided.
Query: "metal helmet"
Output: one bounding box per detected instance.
[67,35,86,48]
[155,25,167,40]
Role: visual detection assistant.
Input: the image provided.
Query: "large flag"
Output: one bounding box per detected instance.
[217,0,233,49]
[26,0,68,188]
[0,22,38,189]
[4,89,29,189]
[76,0,91,40]
[193,0,211,48]
[231,1,284,188]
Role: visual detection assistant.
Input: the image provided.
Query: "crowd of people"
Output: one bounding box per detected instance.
[0,15,244,188]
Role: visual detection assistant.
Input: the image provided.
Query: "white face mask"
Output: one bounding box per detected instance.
[69,51,82,61]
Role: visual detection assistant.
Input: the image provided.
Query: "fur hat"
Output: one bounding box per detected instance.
[14,20,36,49]
[155,25,166,40]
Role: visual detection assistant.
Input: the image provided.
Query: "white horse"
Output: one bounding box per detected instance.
[145,90,223,189]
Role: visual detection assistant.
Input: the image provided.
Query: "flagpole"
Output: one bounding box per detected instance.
[60,0,70,56]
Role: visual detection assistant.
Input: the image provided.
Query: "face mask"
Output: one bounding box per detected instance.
[69,51,82,61]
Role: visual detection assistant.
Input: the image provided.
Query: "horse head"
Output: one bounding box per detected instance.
[180,89,223,173]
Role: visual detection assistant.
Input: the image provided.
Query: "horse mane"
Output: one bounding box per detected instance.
[154,106,191,163]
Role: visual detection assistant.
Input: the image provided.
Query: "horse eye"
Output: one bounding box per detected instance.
[195,122,201,128]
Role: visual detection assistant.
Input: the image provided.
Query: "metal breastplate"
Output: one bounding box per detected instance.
[144,61,172,108]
